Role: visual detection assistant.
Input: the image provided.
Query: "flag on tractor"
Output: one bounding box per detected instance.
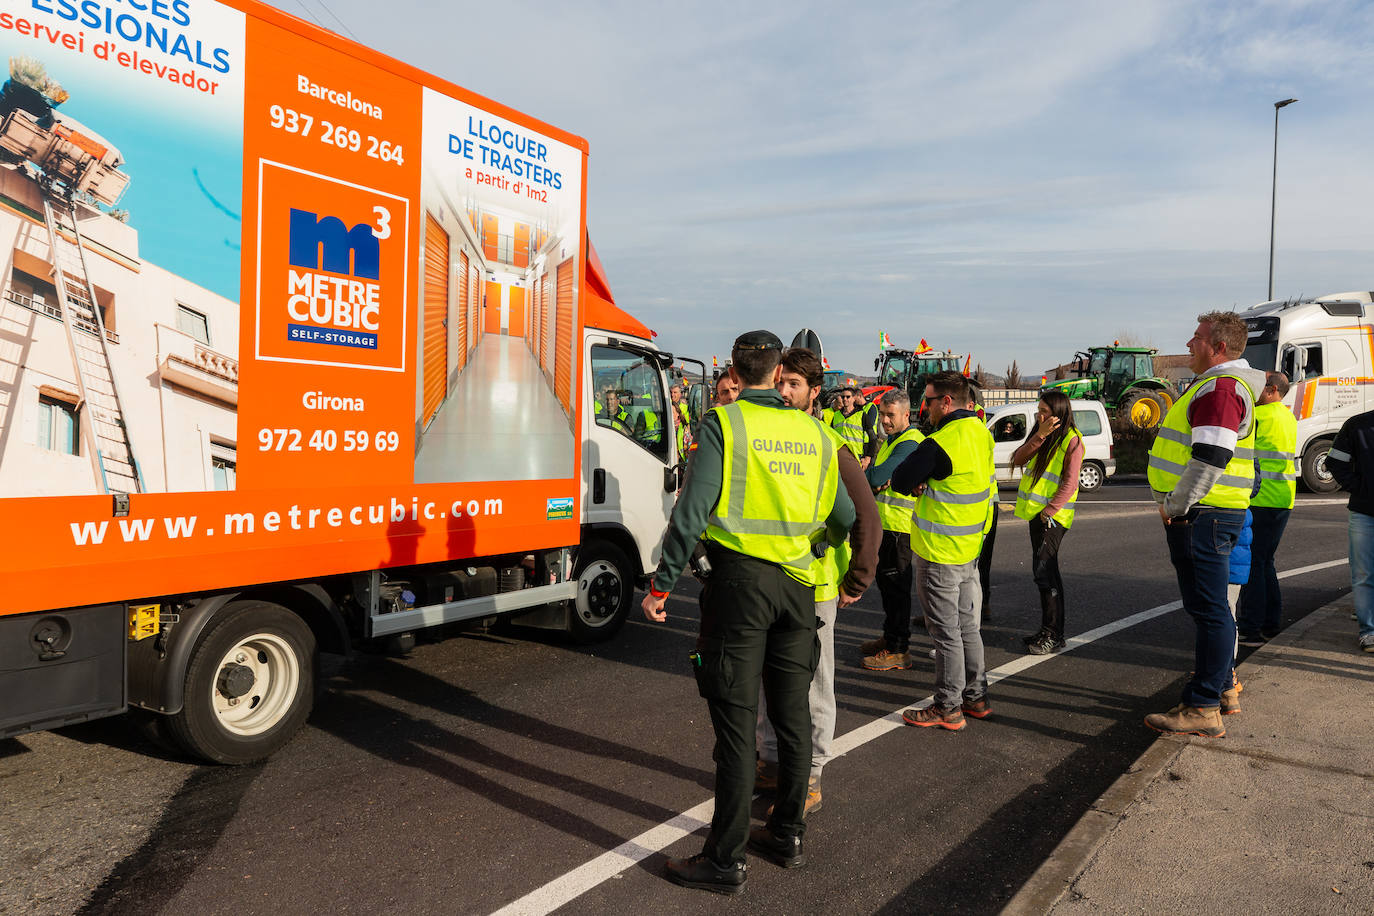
[915,338,932,354]
[822,356,831,369]
[879,331,893,349]
[712,355,718,367]
[962,354,972,377]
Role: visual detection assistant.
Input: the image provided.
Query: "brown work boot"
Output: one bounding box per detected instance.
[1221,672,1244,715]
[766,778,823,819]
[1144,704,1225,738]
[862,648,911,671]
[755,758,779,794]
[901,703,966,731]
[859,636,887,657]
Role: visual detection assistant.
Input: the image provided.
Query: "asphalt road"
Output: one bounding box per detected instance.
[0,479,1355,916]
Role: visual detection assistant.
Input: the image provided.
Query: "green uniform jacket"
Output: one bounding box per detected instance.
[652,387,857,592]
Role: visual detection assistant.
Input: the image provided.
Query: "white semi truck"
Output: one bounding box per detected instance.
[1241,291,1374,493]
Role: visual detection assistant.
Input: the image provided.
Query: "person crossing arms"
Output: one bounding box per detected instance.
[860,389,926,670]
[887,371,994,730]
[1145,311,1266,738]
[1237,372,1297,646]
[642,331,855,895]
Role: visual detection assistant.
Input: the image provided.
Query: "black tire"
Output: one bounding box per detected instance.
[1300,440,1340,493]
[167,601,316,765]
[1078,460,1105,492]
[570,540,633,644]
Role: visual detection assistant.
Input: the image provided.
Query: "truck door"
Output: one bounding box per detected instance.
[583,340,675,575]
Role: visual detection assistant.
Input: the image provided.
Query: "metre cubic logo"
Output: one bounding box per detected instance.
[256,161,409,372]
[286,207,383,350]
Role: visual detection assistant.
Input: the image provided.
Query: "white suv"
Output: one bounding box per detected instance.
[985,399,1116,492]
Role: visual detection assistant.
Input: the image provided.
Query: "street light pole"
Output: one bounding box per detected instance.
[1268,98,1297,301]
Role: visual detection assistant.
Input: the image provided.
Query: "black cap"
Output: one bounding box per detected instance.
[733,330,783,351]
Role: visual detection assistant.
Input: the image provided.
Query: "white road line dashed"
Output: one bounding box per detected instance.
[492,557,1350,915]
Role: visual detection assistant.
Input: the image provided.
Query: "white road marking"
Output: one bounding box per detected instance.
[492,557,1349,915]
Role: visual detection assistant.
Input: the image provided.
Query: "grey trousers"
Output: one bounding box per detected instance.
[758,597,837,780]
[915,557,986,709]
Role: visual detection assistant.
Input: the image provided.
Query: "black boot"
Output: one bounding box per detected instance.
[665,854,747,895]
[748,826,806,868]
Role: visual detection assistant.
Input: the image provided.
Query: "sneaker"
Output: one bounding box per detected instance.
[1360,633,1374,653]
[862,648,911,671]
[961,696,992,719]
[754,758,778,794]
[859,636,887,657]
[1026,633,1065,656]
[1022,628,1049,646]
[664,854,747,895]
[766,778,823,819]
[901,703,966,731]
[1143,704,1225,738]
[1237,633,1266,648]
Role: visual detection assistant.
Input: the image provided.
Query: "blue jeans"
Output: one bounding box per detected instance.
[1165,506,1244,707]
[1237,506,1291,637]
[1349,510,1374,638]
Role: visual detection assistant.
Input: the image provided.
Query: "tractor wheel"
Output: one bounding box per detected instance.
[1119,389,1165,430]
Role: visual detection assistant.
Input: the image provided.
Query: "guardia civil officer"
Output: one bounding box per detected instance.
[642,331,855,896]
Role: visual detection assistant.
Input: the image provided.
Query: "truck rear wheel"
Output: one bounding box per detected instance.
[570,540,632,644]
[168,601,316,765]
[1300,440,1340,493]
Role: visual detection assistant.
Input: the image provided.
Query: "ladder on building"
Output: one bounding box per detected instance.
[41,194,143,494]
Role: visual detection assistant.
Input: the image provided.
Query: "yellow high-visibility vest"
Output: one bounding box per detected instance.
[812,424,852,601]
[1014,430,1082,528]
[1147,374,1257,509]
[1251,400,1297,509]
[872,426,925,532]
[705,400,840,585]
[912,416,993,565]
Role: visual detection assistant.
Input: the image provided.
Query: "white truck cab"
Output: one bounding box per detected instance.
[1241,291,1374,492]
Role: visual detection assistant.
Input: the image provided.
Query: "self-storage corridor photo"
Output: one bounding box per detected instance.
[414,332,573,483]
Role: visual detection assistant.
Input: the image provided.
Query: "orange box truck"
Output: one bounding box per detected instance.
[0,0,685,762]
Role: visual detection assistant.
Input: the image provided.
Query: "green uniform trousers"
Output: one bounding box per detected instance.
[695,544,819,865]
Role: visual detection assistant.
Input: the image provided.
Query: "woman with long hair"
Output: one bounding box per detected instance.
[1011,391,1084,655]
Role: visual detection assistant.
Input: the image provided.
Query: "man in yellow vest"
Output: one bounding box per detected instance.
[756,347,879,818]
[1146,311,1266,738]
[831,387,877,464]
[886,371,994,731]
[860,389,926,670]
[1237,372,1296,645]
[642,331,855,895]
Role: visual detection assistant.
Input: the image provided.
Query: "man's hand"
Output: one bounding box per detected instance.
[859,456,872,471]
[1158,503,1172,526]
[838,591,861,609]
[642,592,668,622]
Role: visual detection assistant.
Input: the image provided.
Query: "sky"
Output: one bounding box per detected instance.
[272,0,1374,377]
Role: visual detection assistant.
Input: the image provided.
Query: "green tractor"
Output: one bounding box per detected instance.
[1041,345,1175,429]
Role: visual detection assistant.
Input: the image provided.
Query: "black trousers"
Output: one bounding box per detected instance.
[1028,515,1068,635]
[978,507,999,611]
[875,529,914,651]
[696,546,818,865]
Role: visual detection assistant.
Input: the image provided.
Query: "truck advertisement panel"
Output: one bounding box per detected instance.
[0,0,587,615]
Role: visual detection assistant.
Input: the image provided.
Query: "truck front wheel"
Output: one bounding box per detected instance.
[570,540,633,644]
[168,601,316,764]
[1300,440,1340,494]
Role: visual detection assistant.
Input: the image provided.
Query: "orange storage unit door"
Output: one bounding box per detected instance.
[482,213,500,261]
[469,263,479,346]
[539,272,551,372]
[513,222,530,268]
[554,258,575,415]
[485,280,503,334]
[508,286,526,337]
[422,214,449,428]
[455,250,469,371]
